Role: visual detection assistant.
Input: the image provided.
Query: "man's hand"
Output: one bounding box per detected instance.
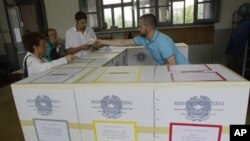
[166,55,176,65]
[93,41,105,49]
[96,39,109,46]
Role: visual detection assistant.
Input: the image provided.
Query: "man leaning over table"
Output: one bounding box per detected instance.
[97,14,189,65]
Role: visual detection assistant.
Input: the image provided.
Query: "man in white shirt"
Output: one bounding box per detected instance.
[65,11,97,57]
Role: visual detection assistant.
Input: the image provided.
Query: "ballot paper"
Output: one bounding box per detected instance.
[86,39,96,45]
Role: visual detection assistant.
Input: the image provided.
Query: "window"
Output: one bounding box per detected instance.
[158,0,172,24]
[80,0,220,29]
[185,0,194,23]
[173,1,184,24]
[101,0,137,29]
[80,0,99,28]
[195,0,220,23]
[138,0,155,16]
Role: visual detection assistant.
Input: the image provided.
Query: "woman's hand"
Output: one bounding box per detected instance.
[65,55,77,63]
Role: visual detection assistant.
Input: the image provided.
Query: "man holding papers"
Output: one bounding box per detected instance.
[65,11,99,57]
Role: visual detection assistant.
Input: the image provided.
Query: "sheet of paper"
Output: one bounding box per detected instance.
[34,119,70,141]
[169,65,210,72]
[31,75,72,83]
[49,68,83,75]
[86,39,96,45]
[172,72,225,82]
[170,123,222,141]
[94,121,136,141]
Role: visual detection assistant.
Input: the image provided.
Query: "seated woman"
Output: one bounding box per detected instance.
[45,28,66,61]
[22,32,76,77]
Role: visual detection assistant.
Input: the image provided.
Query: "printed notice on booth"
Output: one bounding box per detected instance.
[34,119,70,141]
[170,123,222,141]
[93,121,137,141]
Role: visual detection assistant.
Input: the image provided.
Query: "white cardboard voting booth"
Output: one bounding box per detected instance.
[154,64,250,141]
[11,68,95,141]
[75,66,155,141]
[10,43,249,141]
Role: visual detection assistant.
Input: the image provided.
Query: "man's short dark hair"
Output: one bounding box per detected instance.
[140,14,157,29]
[75,11,87,21]
[22,32,45,53]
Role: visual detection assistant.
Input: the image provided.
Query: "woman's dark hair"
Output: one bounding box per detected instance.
[75,11,87,21]
[22,32,45,53]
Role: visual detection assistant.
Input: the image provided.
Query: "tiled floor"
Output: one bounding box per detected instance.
[0,85,250,141]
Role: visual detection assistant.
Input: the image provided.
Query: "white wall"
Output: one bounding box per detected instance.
[0,0,9,31]
[44,0,79,38]
[215,0,250,29]
[43,0,250,32]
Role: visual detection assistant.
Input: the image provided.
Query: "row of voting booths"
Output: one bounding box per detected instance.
[11,44,249,141]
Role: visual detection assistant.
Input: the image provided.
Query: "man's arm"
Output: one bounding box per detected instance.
[66,45,91,55]
[97,39,136,46]
[165,55,176,65]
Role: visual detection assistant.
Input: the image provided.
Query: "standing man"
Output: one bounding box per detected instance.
[65,11,97,57]
[97,14,189,65]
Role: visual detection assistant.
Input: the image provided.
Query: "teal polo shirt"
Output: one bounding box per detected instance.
[133,30,189,65]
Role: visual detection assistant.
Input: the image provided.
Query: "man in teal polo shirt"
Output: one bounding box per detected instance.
[97,14,189,65]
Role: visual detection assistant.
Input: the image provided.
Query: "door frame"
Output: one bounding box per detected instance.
[3,0,48,70]
[4,0,48,33]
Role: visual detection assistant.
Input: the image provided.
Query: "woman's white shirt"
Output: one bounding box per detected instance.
[23,52,67,77]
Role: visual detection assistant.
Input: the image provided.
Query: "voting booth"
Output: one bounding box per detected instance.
[10,43,250,141]
[11,68,95,141]
[75,66,155,141]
